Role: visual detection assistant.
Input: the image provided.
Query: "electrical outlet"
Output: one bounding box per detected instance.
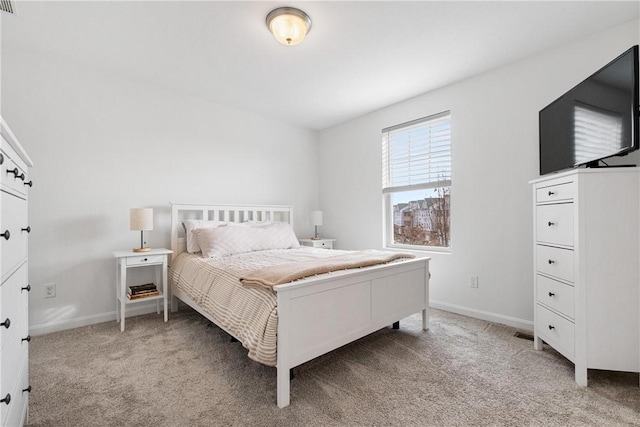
[470,276,479,288]
[44,283,56,298]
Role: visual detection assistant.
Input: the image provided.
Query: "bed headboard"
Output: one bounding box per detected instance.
[170,203,295,260]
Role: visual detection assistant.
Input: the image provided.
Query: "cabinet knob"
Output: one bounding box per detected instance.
[548,325,555,330]
[22,335,31,343]
[24,180,33,187]
[0,318,10,329]
[547,259,555,264]
[548,292,555,297]
[548,191,555,196]
[21,226,31,233]
[547,221,554,227]
[0,394,10,405]
[22,386,31,394]
[1,230,10,240]
[21,284,31,292]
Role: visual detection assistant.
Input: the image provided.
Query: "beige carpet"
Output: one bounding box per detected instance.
[27,308,639,426]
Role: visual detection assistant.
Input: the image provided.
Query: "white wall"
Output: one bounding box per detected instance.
[317,20,640,330]
[2,47,320,334]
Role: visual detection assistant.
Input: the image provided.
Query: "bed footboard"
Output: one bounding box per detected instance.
[274,257,430,408]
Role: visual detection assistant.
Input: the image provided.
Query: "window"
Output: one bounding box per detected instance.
[382,111,451,250]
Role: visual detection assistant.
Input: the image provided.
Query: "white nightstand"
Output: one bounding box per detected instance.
[299,238,336,249]
[113,248,173,331]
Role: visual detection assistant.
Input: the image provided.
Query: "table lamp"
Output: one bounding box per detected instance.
[311,210,322,240]
[130,208,153,252]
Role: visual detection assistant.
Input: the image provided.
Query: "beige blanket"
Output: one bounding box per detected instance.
[240,250,415,289]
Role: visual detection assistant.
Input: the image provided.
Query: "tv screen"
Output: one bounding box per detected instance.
[539,45,639,175]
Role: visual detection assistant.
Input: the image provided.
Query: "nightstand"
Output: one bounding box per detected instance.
[299,238,336,249]
[113,248,173,331]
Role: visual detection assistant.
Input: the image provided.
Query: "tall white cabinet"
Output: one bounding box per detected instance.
[0,118,33,427]
[531,168,639,385]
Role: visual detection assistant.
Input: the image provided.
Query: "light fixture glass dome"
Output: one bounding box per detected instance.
[266,7,312,46]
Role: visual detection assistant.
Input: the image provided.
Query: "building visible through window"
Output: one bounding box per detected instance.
[382,111,451,250]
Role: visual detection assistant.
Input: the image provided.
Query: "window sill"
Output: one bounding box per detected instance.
[385,244,451,256]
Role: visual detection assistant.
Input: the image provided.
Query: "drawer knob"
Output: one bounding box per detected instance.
[143,258,148,262]
[0,153,3,165]
[1,318,10,329]
[548,325,555,330]
[547,221,555,227]
[21,284,31,292]
[21,226,31,233]
[22,386,31,394]
[547,259,555,264]
[548,191,555,196]
[24,180,33,187]
[0,394,10,405]
[7,168,25,181]
[22,335,31,343]
[548,292,555,297]
[1,230,10,240]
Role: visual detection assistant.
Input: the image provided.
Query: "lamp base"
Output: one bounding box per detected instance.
[133,247,151,252]
[310,237,321,240]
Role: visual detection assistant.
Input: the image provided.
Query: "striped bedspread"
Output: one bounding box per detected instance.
[169,247,355,366]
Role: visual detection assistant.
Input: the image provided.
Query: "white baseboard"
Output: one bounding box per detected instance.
[430,300,533,332]
[30,299,532,336]
[29,303,163,336]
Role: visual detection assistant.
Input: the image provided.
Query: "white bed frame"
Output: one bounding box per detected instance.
[169,203,430,408]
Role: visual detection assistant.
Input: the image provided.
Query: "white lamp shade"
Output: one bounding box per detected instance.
[311,210,323,226]
[130,208,153,231]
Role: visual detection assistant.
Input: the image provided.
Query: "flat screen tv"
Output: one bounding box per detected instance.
[539,45,639,175]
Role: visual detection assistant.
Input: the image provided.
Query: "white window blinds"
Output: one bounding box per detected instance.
[382,111,451,193]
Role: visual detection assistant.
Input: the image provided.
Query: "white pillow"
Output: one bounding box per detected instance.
[182,220,226,253]
[193,222,300,258]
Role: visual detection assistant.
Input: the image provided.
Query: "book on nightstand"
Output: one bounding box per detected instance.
[127,283,158,299]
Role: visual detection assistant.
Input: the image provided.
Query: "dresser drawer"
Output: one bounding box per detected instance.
[1,136,29,198]
[0,265,27,353]
[1,191,28,278]
[536,203,574,247]
[0,354,28,427]
[536,304,575,360]
[536,245,574,283]
[0,329,27,416]
[126,254,164,266]
[536,180,575,204]
[536,274,574,319]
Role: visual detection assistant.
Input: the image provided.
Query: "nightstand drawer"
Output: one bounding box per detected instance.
[536,304,574,360]
[536,244,574,283]
[536,203,574,247]
[536,274,574,319]
[299,238,335,249]
[313,240,333,249]
[126,255,164,266]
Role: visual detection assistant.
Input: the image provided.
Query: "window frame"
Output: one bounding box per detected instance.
[382,111,452,252]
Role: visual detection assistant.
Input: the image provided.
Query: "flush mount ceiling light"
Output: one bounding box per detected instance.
[266,7,312,46]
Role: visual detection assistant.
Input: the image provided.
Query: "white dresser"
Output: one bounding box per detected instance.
[0,118,33,427]
[531,168,639,385]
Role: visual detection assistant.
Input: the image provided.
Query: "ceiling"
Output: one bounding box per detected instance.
[2,1,639,131]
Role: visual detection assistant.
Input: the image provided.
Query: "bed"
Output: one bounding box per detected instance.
[169,203,430,408]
